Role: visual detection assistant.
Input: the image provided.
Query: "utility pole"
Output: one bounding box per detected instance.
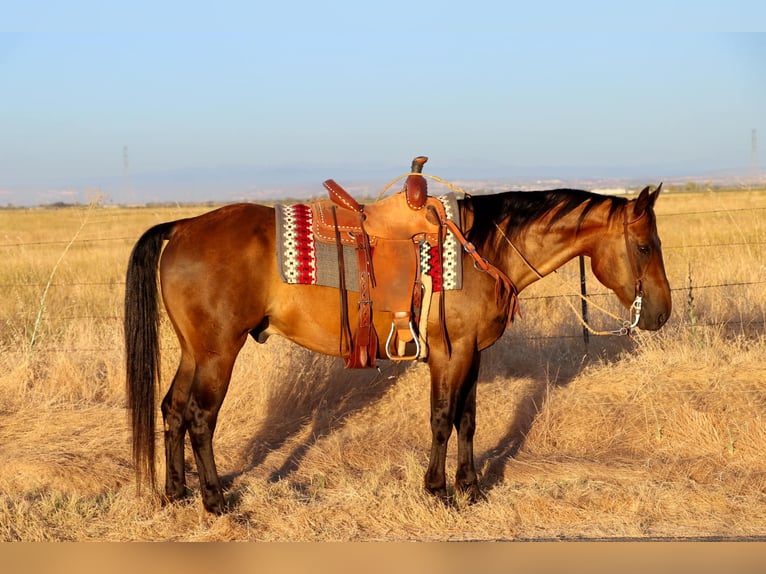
[123,145,132,203]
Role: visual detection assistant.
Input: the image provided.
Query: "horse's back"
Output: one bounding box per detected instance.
[162,203,276,279]
[165,201,274,246]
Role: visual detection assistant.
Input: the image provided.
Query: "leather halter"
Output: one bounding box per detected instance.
[620,205,649,332]
[622,206,648,299]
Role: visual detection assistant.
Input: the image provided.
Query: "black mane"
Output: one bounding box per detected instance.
[464,189,626,249]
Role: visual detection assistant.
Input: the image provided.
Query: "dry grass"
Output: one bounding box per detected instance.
[1,188,765,541]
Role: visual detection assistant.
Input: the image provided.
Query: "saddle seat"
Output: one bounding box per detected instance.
[311,157,449,368]
[313,182,445,246]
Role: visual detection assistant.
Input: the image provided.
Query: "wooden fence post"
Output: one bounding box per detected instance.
[579,255,589,347]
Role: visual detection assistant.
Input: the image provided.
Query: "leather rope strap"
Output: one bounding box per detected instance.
[622,207,647,299]
[347,215,378,368]
[331,206,352,358]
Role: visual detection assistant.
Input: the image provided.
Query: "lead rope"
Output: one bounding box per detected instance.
[560,290,642,336]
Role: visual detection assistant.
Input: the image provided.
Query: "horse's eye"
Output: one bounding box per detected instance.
[637,244,651,255]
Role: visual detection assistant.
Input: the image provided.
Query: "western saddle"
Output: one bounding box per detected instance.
[313,156,516,369]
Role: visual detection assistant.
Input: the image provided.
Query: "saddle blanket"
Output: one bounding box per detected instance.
[275,193,462,292]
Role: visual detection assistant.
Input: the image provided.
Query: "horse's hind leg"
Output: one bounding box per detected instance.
[160,351,196,503]
[185,346,244,514]
[160,341,242,513]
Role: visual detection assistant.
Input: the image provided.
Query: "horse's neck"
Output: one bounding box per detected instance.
[506,209,612,292]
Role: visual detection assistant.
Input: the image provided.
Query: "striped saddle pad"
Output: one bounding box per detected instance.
[275,193,463,293]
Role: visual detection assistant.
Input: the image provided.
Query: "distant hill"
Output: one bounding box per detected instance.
[2,162,763,207]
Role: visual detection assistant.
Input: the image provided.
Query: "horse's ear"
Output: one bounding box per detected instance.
[633,183,662,216]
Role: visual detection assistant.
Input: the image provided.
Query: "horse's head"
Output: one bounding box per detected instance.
[590,184,671,331]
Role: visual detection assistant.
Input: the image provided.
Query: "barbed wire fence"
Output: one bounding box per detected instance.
[1,204,764,353]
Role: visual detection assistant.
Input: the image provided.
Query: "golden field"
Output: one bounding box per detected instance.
[0,187,765,541]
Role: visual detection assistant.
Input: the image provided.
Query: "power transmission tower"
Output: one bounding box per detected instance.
[123,145,132,203]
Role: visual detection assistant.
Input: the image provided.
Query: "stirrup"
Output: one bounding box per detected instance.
[385,320,420,361]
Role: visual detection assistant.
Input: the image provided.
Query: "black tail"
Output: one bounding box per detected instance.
[124,220,177,492]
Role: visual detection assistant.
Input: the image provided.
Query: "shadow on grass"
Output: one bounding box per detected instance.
[220,327,637,500]
[221,341,408,488]
[476,332,634,493]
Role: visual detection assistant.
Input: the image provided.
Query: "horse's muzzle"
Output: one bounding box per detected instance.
[640,308,670,331]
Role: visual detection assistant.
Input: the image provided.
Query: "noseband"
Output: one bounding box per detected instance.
[621,206,647,334]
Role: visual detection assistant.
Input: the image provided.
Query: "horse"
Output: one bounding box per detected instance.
[124,183,671,514]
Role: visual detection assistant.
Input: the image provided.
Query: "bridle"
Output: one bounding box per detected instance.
[621,206,648,333]
[493,202,649,336]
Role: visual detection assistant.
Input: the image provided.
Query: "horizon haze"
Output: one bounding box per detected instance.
[2,7,765,206]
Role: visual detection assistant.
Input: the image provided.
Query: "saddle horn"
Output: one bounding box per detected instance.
[411,156,428,173]
[404,156,428,209]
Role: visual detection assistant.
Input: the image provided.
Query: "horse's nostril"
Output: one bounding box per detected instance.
[657,312,667,327]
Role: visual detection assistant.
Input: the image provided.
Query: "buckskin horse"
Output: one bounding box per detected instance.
[124,176,671,514]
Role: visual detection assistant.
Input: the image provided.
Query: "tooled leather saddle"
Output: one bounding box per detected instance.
[315,156,445,368]
[313,156,517,369]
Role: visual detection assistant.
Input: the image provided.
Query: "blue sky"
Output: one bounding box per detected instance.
[1,2,765,205]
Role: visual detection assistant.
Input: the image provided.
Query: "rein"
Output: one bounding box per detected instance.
[493,203,647,337]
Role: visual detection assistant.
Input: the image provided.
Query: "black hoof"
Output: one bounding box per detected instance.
[163,486,192,506]
[457,483,487,505]
[425,484,450,501]
[201,492,227,515]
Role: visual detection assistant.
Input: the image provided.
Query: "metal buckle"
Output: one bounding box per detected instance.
[612,294,643,335]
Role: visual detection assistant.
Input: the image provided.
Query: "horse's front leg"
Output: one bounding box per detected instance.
[453,349,483,502]
[424,344,479,501]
